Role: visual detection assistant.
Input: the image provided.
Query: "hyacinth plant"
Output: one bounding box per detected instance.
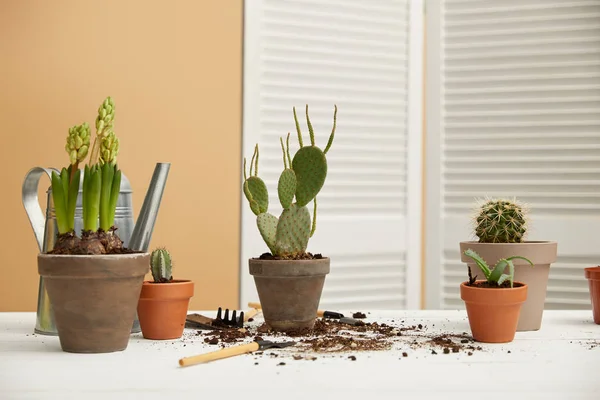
[50,96,124,255]
[464,249,533,288]
[472,197,529,243]
[243,104,337,259]
[150,248,173,283]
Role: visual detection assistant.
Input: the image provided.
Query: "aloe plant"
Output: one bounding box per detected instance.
[463,249,534,288]
[243,104,337,258]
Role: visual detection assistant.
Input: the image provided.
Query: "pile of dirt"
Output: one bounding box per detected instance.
[256,252,324,261]
[193,312,487,360]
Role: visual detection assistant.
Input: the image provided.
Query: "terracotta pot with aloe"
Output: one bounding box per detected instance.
[37,97,149,353]
[460,249,533,343]
[242,105,337,332]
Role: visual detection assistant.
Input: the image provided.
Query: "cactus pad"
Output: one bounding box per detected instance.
[292,146,327,207]
[278,169,297,209]
[275,203,311,255]
[244,176,269,215]
[257,212,279,254]
[474,198,528,243]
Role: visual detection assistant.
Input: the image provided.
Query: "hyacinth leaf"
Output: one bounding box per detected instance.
[292,146,327,207]
[108,168,122,227]
[51,171,69,234]
[60,168,69,204]
[244,176,269,215]
[99,162,115,231]
[275,203,311,256]
[66,168,81,231]
[278,168,297,209]
[83,165,102,232]
[257,212,279,254]
[463,249,491,279]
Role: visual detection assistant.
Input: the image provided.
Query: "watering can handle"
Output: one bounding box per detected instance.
[22,167,59,253]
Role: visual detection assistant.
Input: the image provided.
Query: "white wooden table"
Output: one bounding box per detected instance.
[1,310,599,399]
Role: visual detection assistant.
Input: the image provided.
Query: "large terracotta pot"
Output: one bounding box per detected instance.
[459,241,557,331]
[249,257,329,332]
[137,280,194,340]
[584,266,600,325]
[37,252,149,353]
[460,281,528,343]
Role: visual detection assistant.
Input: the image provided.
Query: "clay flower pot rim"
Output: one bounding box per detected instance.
[249,257,330,261]
[143,279,192,285]
[38,252,149,259]
[584,266,600,280]
[460,240,557,246]
[460,281,527,290]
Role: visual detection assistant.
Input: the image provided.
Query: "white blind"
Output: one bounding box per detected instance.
[438,0,600,310]
[241,0,422,309]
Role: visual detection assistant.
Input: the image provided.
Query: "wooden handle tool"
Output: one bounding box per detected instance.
[243,307,259,321]
[178,340,295,367]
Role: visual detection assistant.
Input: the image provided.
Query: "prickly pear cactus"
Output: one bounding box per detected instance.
[242,104,337,258]
[150,248,173,283]
[275,203,312,255]
[474,198,529,243]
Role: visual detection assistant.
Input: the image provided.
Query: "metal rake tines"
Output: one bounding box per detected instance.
[215,307,244,328]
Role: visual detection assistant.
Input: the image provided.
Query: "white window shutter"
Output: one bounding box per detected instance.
[425,0,600,310]
[241,0,424,310]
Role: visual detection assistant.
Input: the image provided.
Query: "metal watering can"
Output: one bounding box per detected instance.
[22,162,170,335]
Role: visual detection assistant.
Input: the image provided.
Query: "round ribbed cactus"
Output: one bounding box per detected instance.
[473,198,529,243]
[242,104,337,258]
[151,248,173,283]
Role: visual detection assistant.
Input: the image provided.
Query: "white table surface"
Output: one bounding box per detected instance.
[1,310,599,400]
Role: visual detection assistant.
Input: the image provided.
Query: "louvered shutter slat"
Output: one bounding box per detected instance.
[437,0,600,310]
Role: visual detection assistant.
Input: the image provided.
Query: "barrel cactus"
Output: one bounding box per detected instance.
[243,104,337,258]
[150,248,173,283]
[473,198,529,243]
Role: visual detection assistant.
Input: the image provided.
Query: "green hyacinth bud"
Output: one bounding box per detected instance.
[65,122,91,165]
[95,96,115,137]
[99,130,120,164]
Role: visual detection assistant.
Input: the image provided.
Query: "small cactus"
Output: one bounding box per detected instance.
[242,105,337,258]
[473,198,529,243]
[150,248,173,283]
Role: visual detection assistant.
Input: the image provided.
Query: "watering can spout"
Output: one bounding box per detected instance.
[128,163,171,252]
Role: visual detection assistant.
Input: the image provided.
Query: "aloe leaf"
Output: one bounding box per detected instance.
[497,274,511,286]
[506,255,534,267]
[463,249,492,279]
[489,259,508,283]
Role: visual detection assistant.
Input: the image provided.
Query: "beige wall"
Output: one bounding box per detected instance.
[0,0,243,311]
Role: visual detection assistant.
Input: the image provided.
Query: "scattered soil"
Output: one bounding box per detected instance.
[257,252,324,261]
[353,312,367,319]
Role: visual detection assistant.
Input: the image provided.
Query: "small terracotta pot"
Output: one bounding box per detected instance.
[584,266,600,324]
[38,252,149,353]
[137,280,194,339]
[460,241,557,331]
[249,257,329,332]
[460,281,528,343]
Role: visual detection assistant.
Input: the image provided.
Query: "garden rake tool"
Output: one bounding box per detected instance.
[247,302,362,325]
[186,307,258,330]
[178,340,296,367]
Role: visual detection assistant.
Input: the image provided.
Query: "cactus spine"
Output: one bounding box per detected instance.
[151,248,173,283]
[473,198,529,243]
[243,105,337,258]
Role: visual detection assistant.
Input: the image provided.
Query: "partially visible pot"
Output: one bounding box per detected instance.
[584,266,600,325]
[137,280,194,339]
[38,252,149,353]
[460,281,528,343]
[249,257,329,332]
[459,241,557,331]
